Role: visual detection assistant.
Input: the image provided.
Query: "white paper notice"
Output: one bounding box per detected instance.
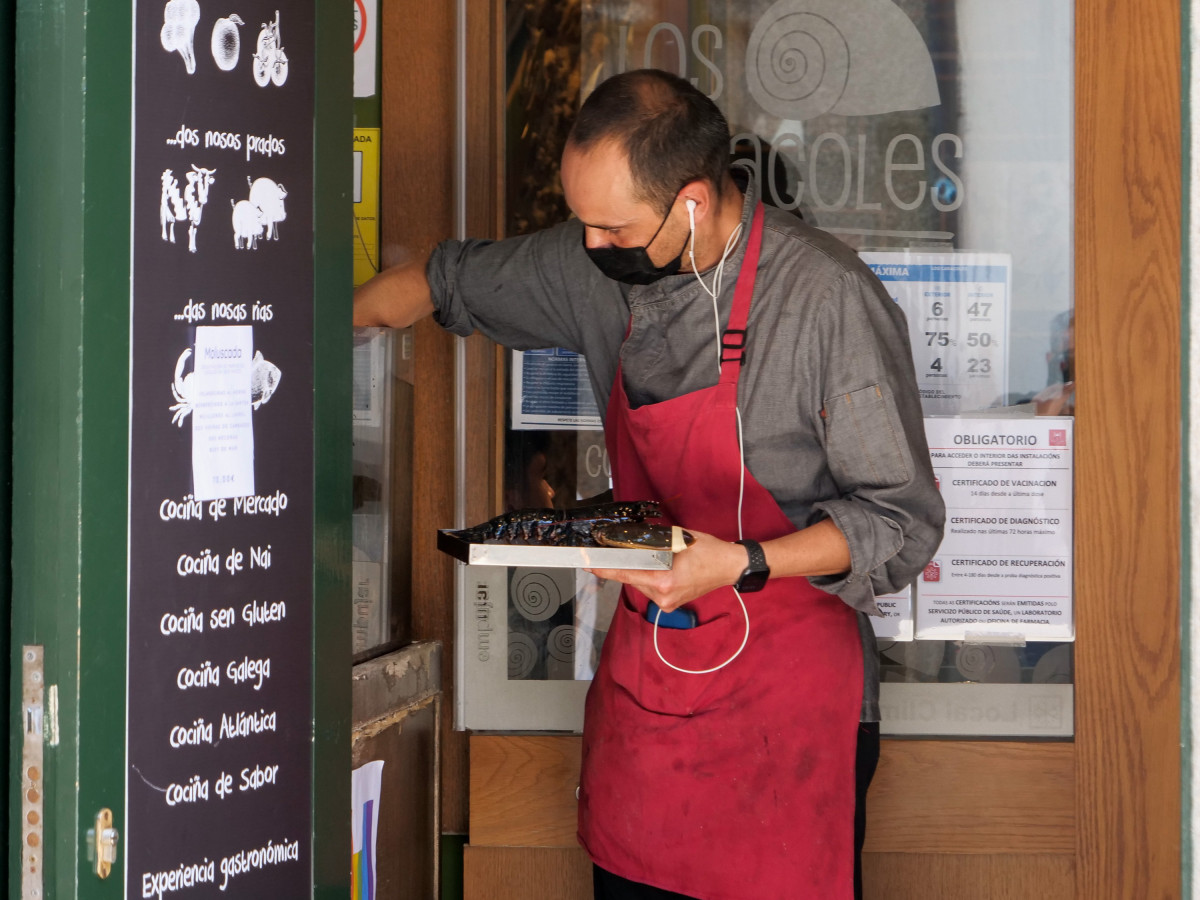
[352,330,386,428]
[511,348,603,431]
[353,0,378,98]
[351,760,384,899]
[871,586,914,641]
[191,325,255,501]
[919,417,1074,641]
[861,251,1011,415]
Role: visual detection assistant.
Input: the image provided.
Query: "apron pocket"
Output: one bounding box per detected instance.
[605,590,748,717]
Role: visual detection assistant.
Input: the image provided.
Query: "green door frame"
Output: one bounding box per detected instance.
[7,0,350,895]
[0,0,13,881]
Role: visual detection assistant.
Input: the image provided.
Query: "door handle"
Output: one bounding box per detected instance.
[87,808,119,879]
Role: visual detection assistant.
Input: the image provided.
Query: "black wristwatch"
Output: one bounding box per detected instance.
[733,539,770,593]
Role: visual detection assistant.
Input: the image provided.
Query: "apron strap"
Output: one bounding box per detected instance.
[720,203,765,384]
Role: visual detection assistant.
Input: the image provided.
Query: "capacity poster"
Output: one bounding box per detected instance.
[127,0,315,894]
[918,417,1074,641]
[861,252,1011,415]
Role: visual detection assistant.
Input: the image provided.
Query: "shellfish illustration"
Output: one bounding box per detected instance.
[169,347,281,426]
[745,0,940,121]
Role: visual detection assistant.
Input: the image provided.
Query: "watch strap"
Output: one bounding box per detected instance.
[733,538,770,592]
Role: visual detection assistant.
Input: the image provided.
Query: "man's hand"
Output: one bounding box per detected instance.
[586,518,853,613]
[586,530,746,612]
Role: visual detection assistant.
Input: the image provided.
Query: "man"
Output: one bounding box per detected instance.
[356,69,944,900]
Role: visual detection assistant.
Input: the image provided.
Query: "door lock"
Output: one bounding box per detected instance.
[87,808,119,879]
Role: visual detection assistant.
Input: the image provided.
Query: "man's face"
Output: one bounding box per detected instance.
[561,139,685,265]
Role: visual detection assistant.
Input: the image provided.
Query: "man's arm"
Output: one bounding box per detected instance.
[353,258,435,328]
[356,225,614,356]
[587,519,850,613]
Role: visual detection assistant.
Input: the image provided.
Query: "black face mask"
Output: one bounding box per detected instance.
[583,201,689,285]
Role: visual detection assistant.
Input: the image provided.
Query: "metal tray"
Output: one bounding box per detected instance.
[436,530,673,569]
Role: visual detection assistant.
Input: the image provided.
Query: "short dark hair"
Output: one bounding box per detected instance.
[568,69,730,214]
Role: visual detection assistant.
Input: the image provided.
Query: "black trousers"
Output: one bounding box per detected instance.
[593,722,881,900]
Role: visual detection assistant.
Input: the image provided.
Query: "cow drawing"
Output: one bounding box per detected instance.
[160,169,186,244]
[162,165,215,252]
[231,176,287,249]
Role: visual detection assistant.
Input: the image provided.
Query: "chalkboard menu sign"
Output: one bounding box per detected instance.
[127,0,315,894]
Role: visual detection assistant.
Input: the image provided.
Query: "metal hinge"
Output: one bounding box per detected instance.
[21,646,44,899]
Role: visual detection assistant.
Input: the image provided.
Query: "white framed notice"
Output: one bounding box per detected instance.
[918,416,1074,641]
[861,251,1011,415]
[352,327,391,428]
[511,348,603,431]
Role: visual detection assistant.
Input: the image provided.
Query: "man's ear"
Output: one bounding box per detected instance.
[679,181,715,221]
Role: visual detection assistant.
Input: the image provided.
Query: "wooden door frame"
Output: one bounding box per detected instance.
[388,0,1186,893]
[1076,0,1181,895]
[1185,2,1198,892]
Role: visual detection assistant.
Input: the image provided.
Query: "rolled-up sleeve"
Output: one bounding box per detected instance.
[807,270,946,614]
[427,221,596,352]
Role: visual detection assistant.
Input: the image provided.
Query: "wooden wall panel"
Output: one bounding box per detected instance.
[471,735,582,847]
[1074,0,1182,896]
[863,853,1075,900]
[865,741,1074,854]
[382,0,463,833]
[464,846,592,900]
[469,734,1074,854]
[351,700,439,898]
[462,846,1075,899]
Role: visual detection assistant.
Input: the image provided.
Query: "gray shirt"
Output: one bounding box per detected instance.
[429,171,945,720]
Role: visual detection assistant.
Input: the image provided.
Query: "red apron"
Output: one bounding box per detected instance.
[577,204,863,899]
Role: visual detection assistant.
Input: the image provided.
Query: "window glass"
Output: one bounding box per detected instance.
[498,0,1074,737]
[352,327,413,660]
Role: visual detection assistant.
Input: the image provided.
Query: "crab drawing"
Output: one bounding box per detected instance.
[169,347,282,426]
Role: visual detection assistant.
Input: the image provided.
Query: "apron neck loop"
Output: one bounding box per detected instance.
[719,203,765,383]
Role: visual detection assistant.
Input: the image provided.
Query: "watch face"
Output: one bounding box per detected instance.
[736,569,769,593]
